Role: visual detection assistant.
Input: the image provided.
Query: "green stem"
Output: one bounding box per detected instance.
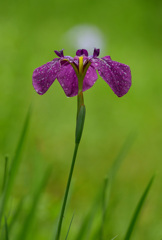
[55,92,85,240]
[55,143,79,240]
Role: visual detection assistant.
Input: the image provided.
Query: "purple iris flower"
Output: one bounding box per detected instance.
[32,48,131,97]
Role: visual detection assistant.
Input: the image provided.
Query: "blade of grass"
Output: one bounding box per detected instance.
[75,212,91,240]
[1,156,9,194]
[124,175,155,240]
[103,133,136,217]
[16,166,51,240]
[0,107,31,225]
[65,214,74,240]
[108,132,136,182]
[75,192,100,240]
[95,133,136,240]
[5,216,9,240]
[76,133,136,240]
[8,199,24,233]
[99,177,109,240]
[111,235,118,240]
[0,157,9,240]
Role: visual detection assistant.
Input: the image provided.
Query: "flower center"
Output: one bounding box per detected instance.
[77,56,92,93]
[78,56,84,92]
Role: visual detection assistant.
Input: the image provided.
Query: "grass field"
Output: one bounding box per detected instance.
[0,0,162,239]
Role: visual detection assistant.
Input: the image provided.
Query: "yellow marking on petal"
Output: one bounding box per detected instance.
[79,56,84,74]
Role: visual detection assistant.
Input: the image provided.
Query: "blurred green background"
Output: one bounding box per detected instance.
[0,0,162,239]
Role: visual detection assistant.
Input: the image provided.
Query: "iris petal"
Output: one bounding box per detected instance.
[32,59,60,95]
[93,48,100,58]
[57,63,78,97]
[91,57,131,97]
[83,65,98,91]
[76,49,88,57]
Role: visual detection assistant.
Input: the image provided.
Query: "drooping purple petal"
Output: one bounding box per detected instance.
[32,59,60,95]
[57,63,79,97]
[76,49,88,57]
[83,65,98,91]
[102,56,111,61]
[91,57,131,97]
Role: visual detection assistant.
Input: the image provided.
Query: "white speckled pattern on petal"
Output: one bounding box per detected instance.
[91,57,131,97]
[32,59,60,95]
[83,65,98,91]
[57,63,79,97]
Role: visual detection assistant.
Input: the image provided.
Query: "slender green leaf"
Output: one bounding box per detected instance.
[1,156,9,194]
[75,212,91,240]
[76,133,136,240]
[99,177,109,240]
[16,166,51,240]
[104,133,136,213]
[5,216,9,240]
[94,134,136,239]
[75,193,100,240]
[108,133,136,181]
[65,214,74,240]
[124,175,155,240]
[8,199,24,233]
[111,235,118,240]
[0,107,31,225]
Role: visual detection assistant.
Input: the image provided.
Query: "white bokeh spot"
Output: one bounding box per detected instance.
[62,24,107,55]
